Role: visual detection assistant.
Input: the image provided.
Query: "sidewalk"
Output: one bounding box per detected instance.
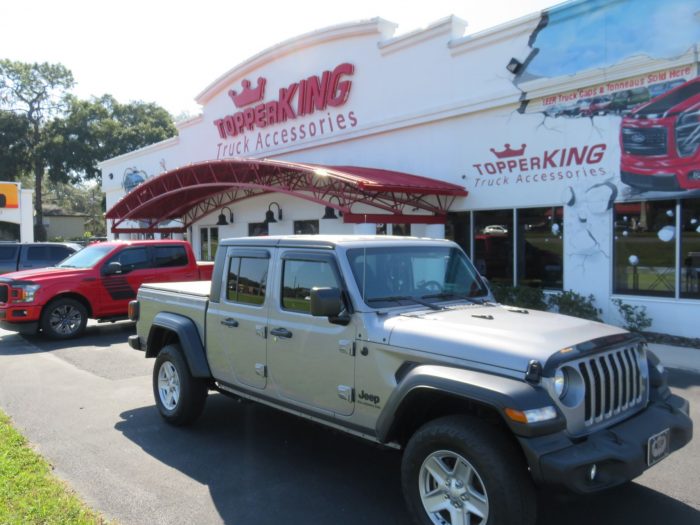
[648,343,700,373]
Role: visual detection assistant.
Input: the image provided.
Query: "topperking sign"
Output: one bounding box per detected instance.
[213,63,358,158]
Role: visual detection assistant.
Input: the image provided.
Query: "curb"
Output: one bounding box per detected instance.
[648,343,700,373]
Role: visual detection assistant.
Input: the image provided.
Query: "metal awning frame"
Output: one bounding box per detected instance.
[106,159,467,234]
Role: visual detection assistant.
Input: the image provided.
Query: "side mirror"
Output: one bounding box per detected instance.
[310,287,350,325]
[310,287,343,317]
[104,261,123,275]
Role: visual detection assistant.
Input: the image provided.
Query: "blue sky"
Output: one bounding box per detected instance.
[1,0,559,116]
[527,0,700,78]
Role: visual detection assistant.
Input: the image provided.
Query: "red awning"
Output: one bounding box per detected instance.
[106,158,468,234]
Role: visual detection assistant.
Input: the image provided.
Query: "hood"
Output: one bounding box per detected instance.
[629,79,700,118]
[385,304,626,373]
[0,266,89,283]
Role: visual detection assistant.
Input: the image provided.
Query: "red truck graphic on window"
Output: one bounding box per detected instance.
[620,77,700,191]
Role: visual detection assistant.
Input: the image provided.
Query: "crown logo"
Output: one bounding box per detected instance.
[228,77,267,108]
[490,143,527,159]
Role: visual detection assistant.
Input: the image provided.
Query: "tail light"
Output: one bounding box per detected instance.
[128,300,139,321]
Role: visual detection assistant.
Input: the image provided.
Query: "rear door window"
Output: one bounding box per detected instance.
[25,246,49,261]
[154,245,188,268]
[226,256,268,306]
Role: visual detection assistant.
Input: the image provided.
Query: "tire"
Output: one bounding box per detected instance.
[402,415,536,525]
[153,344,208,426]
[40,298,88,339]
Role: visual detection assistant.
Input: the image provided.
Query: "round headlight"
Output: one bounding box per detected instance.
[554,369,568,398]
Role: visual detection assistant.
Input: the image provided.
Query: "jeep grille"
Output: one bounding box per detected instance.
[622,126,667,156]
[578,346,646,425]
[552,344,649,436]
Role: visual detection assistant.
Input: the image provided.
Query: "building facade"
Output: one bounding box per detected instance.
[43,211,88,241]
[100,0,700,337]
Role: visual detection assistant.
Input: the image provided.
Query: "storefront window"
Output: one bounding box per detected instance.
[248,222,268,237]
[473,210,513,285]
[517,207,563,289]
[445,211,471,257]
[293,220,319,234]
[200,226,219,261]
[613,200,676,297]
[681,199,700,299]
[0,221,20,241]
[376,224,411,236]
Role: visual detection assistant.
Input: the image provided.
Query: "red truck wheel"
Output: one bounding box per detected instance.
[40,298,88,339]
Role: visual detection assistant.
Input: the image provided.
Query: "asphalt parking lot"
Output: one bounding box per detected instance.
[0,321,698,525]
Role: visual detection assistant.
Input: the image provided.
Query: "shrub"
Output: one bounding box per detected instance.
[490,284,547,310]
[548,290,602,321]
[612,298,653,332]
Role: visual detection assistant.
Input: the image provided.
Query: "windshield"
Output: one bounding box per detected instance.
[56,244,114,269]
[346,245,489,308]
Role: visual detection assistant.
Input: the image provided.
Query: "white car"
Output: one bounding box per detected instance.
[483,225,508,234]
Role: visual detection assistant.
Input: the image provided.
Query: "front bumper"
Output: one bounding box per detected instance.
[621,171,682,191]
[520,394,692,493]
[0,305,43,335]
[0,319,39,335]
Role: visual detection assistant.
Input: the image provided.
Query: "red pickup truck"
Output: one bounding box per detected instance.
[620,77,700,191]
[0,240,213,339]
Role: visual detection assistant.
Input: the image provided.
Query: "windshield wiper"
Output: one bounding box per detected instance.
[421,292,486,305]
[366,295,443,311]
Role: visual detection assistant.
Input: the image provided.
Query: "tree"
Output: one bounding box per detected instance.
[0,59,74,240]
[0,111,31,180]
[45,94,176,181]
[41,178,106,238]
[1,60,176,240]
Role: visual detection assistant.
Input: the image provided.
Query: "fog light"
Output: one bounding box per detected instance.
[589,464,598,481]
[689,170,700,181]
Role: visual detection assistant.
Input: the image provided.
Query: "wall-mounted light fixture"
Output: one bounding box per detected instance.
[322,196,343,219]
[216,206,234,225]
[265,202,283,224]
[506,58,523,75]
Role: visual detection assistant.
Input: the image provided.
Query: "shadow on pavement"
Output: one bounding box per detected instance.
[117,394,410,525]
[666,368,700,390]
[538,483,700,525]
[117,393,700,525]
[0,321,135,355]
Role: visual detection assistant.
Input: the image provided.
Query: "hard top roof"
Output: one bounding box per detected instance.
[219,235,455,249]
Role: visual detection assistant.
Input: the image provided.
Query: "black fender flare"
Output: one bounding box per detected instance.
[147,312,211,378]
[375,364,564,442]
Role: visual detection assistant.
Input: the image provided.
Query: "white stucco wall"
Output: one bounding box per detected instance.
[99,3,700,337]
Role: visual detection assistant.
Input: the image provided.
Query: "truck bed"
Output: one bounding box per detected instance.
[136,281,211,348]
[140,280,211,297]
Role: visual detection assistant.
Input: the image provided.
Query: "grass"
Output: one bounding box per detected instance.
[0,409,108,525]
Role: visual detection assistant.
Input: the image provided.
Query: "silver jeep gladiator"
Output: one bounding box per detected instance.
[128,235,692,525]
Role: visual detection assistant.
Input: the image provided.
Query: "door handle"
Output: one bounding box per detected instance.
[221,318,239,328]
[270,327,292,339]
